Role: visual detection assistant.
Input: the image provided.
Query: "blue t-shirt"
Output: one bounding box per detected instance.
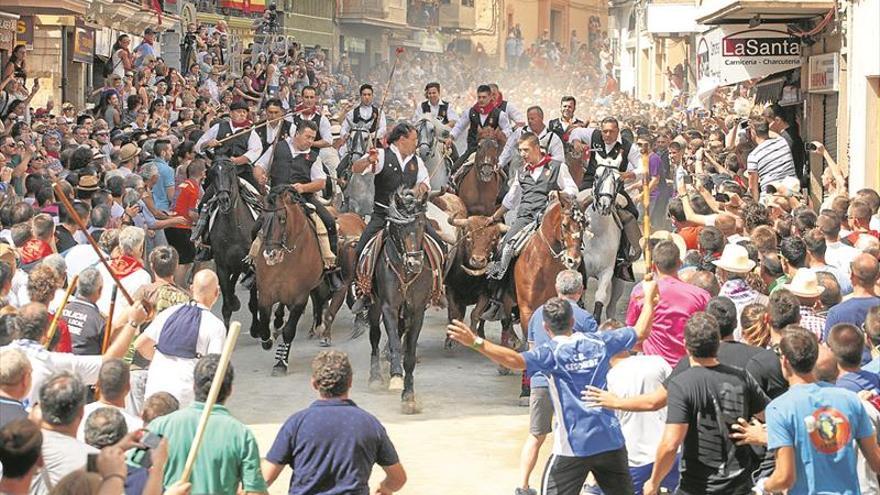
[150,159,176,211]
[522,328,637,457]
[266,398,399,495]
[823,296,880,341]
[766,382,875,495]
[864,357,880,374]
[836,369,880,394]
[527,300,598,388]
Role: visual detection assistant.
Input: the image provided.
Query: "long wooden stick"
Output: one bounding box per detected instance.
[214,111,294,145]
[101,285,119,354]
[367,48,404,149]
[52,183,134,305]
[45,275,78,350]
[641,152,653,279]
[180,321,241,484]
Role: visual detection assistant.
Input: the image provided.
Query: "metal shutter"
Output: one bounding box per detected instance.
[823,94,839,161]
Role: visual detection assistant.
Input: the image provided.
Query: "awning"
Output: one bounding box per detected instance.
[697,0,834,25]
[754,76,785,103]
[647,4,703,35]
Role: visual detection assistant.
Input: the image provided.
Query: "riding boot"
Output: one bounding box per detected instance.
[480,280,508,322]
[486,243,515,281]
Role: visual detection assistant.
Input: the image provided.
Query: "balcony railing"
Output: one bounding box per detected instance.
[194,0,266,18]
[407,0,439,27]
[113,0,177,14]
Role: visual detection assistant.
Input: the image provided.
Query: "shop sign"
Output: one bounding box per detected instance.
[420,34,443,53]
[15,16,34,48]
[72,22,95,64]
[696,24,802,87]
[0,15,15,53]
[808,52,839,93]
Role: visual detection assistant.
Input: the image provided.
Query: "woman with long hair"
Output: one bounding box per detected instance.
[111,34,133,77]
[741,303,771,349]
[2,45,27,81]
[96,91,122,130]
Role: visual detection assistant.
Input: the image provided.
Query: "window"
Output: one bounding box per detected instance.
[462,0,474,6]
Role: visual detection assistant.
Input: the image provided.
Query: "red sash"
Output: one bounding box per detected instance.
[108,255,144,278]
[20,239,53,265]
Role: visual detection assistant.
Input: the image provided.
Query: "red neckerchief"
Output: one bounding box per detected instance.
[295,104,316,116]
[472,99,498,116]
[525,154,553,173]
[231,119,251,130]
[20,239,54,264]
[108,255,144,278]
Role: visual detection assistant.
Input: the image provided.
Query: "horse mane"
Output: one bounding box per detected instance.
[386,187,426,225]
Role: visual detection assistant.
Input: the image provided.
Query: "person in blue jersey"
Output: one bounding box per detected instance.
[447,280,659,495]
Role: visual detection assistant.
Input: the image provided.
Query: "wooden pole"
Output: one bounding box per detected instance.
[641,152,653,280]
[101,285,119,354]
[45,275,78,350]
[214,111,294,145]
[52,183,134,305]
[180,321,242,484]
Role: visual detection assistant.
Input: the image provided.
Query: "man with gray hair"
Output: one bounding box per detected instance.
[60,267,106,355]
[76,359,142,442]
[82,406,128,449]
[516,269,597,495]
[97,226,152,321]
[0,347,31,428]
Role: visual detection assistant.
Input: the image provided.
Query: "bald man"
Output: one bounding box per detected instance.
[823,254,880,342]
[135,269,227,407]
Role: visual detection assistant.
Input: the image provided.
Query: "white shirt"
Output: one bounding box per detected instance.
[606,355,672,467]
[501,159,579,210]
[341,105,387,139]
[96,266,152,323]
[76,401,144,442]
[360,144,430,190]
[825,240,860,276]
[450,108,513,141]
[64,245,102,282]
[294,112,333,143]
[3,339,102,407]
[568,127,644,179]
[498,124,565,169]
[193,121,263,164]
[413,100,459,124]
[256,138,326,182]
[142,302,227,408]
[8,269,29,308]
[501,100,525,124]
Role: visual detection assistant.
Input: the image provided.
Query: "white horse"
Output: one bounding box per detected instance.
[415,115,452,191]
[579,156,628,322]
[337,125,375,217]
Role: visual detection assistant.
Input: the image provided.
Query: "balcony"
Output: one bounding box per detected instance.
[338,0,408,27]
[696,0,835,24]
[438,0,475,30]
[112,0,177,15]
[193,0,266,18]
[407,0,439,28]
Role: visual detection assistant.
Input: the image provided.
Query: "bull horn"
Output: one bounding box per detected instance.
[437,230,456,244]
[498,223,511,233]
[449,216,469,227]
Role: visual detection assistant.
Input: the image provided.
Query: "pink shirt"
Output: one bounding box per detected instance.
[626,276,711,366]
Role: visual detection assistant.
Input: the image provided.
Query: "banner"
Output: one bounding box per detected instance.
[72,22,95,64]
[15,15,33,48]
[696,24,802,87]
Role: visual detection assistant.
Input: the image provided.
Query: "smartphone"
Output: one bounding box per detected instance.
[805,142,818,152]
[87,453,99,473]
[141,431,162,449]
[131,431,163,469]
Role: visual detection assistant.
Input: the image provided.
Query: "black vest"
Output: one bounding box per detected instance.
[548,118,584,142]
[293,112,325,154]
[518,160,563,220]
[216,121,251,159]
[584,130,633,189]
[269,140,315,188]
[374,148,419,212]
[498,100,508,112]
[421,100,449,124]
[256,120,292,155]
[352,105,380,132]
[467,106,502,148]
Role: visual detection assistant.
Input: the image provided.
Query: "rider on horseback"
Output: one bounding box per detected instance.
[446,84,512,177]
[569,117,644,281]
[547,96,585,144]
[192,100,263,259]
[498,106,565,174]
[293,85,337,194]
[482,133,579,320]
[489,83,526,128]
[339,84,386,154]
[350,122,448,311]
[414,82,458,127]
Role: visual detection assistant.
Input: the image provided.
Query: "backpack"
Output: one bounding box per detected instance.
[155,302,204,359]
[102,51,121,78]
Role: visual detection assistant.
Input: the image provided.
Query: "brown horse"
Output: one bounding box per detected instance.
[565,142,587,188]
[252,187,324,375]
[512,194,588,332]
[457,131,505,216]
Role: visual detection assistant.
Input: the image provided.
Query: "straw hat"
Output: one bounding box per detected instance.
[782,268,825,298]
[76,174,101,193]
[711,244,756,273]
[641,230,687,261]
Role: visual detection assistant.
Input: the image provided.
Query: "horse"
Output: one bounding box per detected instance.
[367,188,433,414]
[564,140,587,188]
[579,159,627,322]
[252,186,324,375]
[415,115,452,191]
[456,133,505,216]
[336,126,375,217]
[512,194,588,335]
[208,156,258,328]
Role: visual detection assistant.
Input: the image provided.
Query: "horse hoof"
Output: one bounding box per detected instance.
[368,377,384,391]
[444,336,458,351]
[230,296,241,312]
[388,376,404,391]
[319,337,331,347]
[260,338,273,351]
[497,365,512,376]
[271,363,287,376]
[401,400,421,415]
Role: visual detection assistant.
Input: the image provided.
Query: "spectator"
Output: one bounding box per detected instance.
[0,347,31,428]
[76,359,143,442]
[803,228,853,295]
[627,240,710,366]
[828,323,880,394]
[645,312,769,495]
[844,200,880,247]
[746,120,797,200]
[134,269,226,407]
[96,226,152,321]
[148,355,268,494]
[141,391,180,425]
[781,268,827,340]
[0,419,43,494]
[263,350,407,494]
[59,267,106,356]
[741,302,771,348]
[82,406,128,449]
[166,158,205,285]
[824,253,880,340]
[819,212,859,276]
[863,306,880,373]
[762,327,880,494]
[768,290,802,347]
[713,243,767,334]
[149,139,176,212]
[518,269,598,495]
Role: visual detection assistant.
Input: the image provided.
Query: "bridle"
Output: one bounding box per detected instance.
[475,138,502,183]
[416,118,435,158]
[538,201,587,269]
[214,160,239,214]
[383,196,428,295]
[592,163,622,216]
[262,187,307,266]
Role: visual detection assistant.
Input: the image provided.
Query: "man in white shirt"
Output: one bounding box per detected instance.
[96,226,152,323]
[135,269,226,408]
[76,359,143,441]
[498,106,565,175]
[489,83,525,127]
[446,84,513,174]
[819,212,860,277]
[339,83,386,156]
[413,82,459,128]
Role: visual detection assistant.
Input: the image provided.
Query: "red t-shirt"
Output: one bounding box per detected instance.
[678,226,703,251]
[46,312,72,353]
[171,179,201,230]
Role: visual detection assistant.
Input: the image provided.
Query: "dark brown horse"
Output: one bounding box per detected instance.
[565,141,587,189]
[252,187,324,375]
[457,132,505,216]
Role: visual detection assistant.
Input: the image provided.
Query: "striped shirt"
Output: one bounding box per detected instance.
[746,137,796,188]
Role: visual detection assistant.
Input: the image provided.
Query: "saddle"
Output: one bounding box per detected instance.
[248,187,336,268]
[355,232,445,305]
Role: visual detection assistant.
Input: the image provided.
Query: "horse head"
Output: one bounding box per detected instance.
[261,186,306,266]
[416,117,447,160]
[346,126,369,157]
[556,193,588,270]
[592,154,623,216]
[449,215,508,276]
[213,156,239,213]
[474,137,501,183]
[387,187,429,275]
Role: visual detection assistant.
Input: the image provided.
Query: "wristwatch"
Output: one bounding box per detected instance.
[470,337,485,350]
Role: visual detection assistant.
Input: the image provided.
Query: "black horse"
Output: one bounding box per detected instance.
[208,156,258,327]
[368,188,433,414]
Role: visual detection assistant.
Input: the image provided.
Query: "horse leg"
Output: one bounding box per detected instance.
[593,268,614,323]
[368,305,384,390]
[311,288,332,347]
[273,305,286,331]
[607,278,628,321]
[401,309,425,415]
[323,284,347,343]
[444,289,465,351]
[272,301,307,376]
[382,302,405,391]
[256,303,273,350]
[218,267,237,327]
